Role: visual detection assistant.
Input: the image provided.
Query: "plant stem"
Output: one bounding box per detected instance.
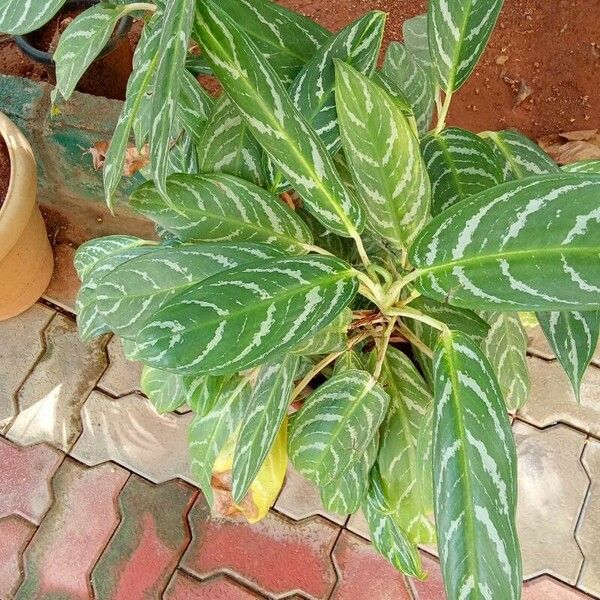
[123,2,157,13]
[352,232,371,271]
[434,89,453,134]
[388,306,448,332]
[397,324,433,358]
[373,317,397,380]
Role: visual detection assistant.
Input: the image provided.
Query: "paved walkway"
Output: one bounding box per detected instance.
[0,267,599,598]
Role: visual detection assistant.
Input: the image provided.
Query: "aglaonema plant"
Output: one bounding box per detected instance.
[5,0,600,597]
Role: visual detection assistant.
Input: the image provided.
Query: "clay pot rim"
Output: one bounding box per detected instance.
[0,112,38,264]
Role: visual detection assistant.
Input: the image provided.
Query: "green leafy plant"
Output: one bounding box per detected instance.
[6,0,600,597]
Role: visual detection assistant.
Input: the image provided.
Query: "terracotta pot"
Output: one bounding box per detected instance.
[0,112,54,320]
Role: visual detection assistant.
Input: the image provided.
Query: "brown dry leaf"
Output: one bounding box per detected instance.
[86,140,108,171]
[559,129,598,141]
[538,133,600,165]
[514,80,533,107]
[123,144,150,176]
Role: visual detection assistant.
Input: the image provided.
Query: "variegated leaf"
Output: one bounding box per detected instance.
[132,256,359,375]
[0,0,65,34]
[292,309,352,355]
[415,400,434,515]
[140,365,206,414]
[289,369,389,485]
[563,160,600,174]
[409,173,600,311]
[188,374,231,416]
[402,14,431,68]
[195,0,364,238]
[92,243,284,338]
[428,0,504,93]
[480,311,530,410]
[177,69,214,145]
[333,348,368,375]
[335,61,431,249]
[537,310,600,399]
[232,355,299,503]
[371,71,415,119]
[421,127,504,216]
[433,330,521,600]
[130,173,313,253]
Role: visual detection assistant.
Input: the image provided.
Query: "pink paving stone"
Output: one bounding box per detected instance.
[0,437,63,524]
[0,516,35,599]
[91,475,197,600]
[164,572,265,600]
[181,500,339,599]
[411,553,446,599]
[330,530,413,600]
[523,575,594,599]
[14,458,129,600]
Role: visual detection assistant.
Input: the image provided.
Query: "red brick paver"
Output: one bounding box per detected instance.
[14,459,128,600]
[164,572,265,599]
[523,575,595,598]
[91,475,197,599]
[181,499,339,599]
[0,516,35,599]
[411,552,446,599]
[331,530,413,600]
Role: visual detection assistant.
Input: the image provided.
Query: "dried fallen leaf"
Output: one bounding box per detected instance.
[538,134,600,165]
[514,80,533,107]
[86,141,108,171]
[85,141,149,176]
[559,129,598,141]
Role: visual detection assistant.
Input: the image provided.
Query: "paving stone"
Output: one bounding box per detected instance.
[15,458,129,600]
[6,314,109,451]
[518,357,600,437]
[43,242,79,314]
[92,475,197,599]
[410,552,445,599]
[523,575,594,599]
[346,510,369,540]
[181,500,339,600]
[71,390,195,484]
[331,530,412,599]
[164,572,265,599]
[0,437,63,524]
[275,464,345,525]
[576,439,600,597]
[0,303,54,426]
[98,336,143,397]
[0,516,35,600]
[514,421,588,583]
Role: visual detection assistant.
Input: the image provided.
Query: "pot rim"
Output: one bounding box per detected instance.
[0,112,38,264]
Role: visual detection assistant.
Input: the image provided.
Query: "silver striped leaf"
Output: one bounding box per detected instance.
[132,255,359,375]
[563,160,600,174]
[333,348,368,375]
[177,69,214,145]
[363,467,425,578]
[482,129,559,181]
[130,173,313,254]
[378,348,435,544]
[232,355,299,503]
[166,129,197,176]
[428,0,504,93]
[92,243,284,339]
[432,330,521,600]
[189,377,249,505]
[537,310,600,399]
[415,400,434,517]
[383,42,435,136]
[480,311,530,410]
[371,71,415,119]
[292,309,352,356]
[402,14,431,68]
[335,61,431,249]
[0,0,65,35]
[195,0,364,239]
[196,96,265,186]
[288,369,389,486]
[409,173,600,311]
[188,374,232,416]
[421,127,504,216]
[140,365,204,414]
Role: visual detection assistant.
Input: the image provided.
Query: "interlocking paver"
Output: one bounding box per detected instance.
[0,303,54,426]
[346,510,369,540]
[275,464,345,525]
[0,437,63,523]
[576,439,600,597]
[518,357,600,437]
[515,421,588,583]
[523,575,595,599]
[43,242,79,313]
[71,390,195,484]
[181,499,339,600]
[15,458,128,600]
[0,516,35,600]
[164,572,265,599]
[92,475,196,599]
[98,336,143,397]
[6,314,109,451]
[331,530,412,599]
[411,553,445,599]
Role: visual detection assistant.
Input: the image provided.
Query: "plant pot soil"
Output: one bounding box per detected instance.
[0,112,54,320]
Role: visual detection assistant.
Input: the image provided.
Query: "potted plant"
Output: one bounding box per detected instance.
[0,111,54,319]
[4,0,599,598]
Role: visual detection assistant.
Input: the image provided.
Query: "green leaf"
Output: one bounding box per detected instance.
[335,61,431,249]
[232,355,299,503]
[563,160,600,174]
[537,310,600,399]
[409,173,600,311]
[480,311,530,410]
[371,71,415,119]
[482,130,559,181]
[130,173,313,253]
[433,330,521,600]
[140,365,206,414]
[333,348,367,375]
[383,42,435,135]
[292,309,352,355]
[289,369,389,485]
[378,348,435,543]
[177,69,214,145]
[188,374,231,416]
[403,14,431,67]
[132,255,359,375]
[92,243,284,339]
[421,127,504,216]
[428,0,504,93]
[0,0,66,34]
[195,0,364,238]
